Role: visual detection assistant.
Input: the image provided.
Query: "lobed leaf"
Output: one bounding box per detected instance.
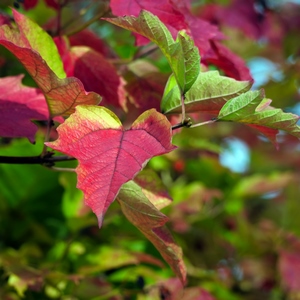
[217,90,300,142]
[46,106,176,227]
[104,10,200,93]
[0,10,101,117]
[161,70,251,114]
[118,181,186,285]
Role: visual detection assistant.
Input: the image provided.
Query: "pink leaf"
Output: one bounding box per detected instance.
[0,75,48,143]
[204,41,252,81]
[279,251,300,292]
[70,46,127,110]
[69,29,113,58]
[45,106,176,226]
[0,10,101,117]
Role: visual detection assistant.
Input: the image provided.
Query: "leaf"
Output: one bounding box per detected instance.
[109,0,251,81]
[117,181,186,285]
[177,30,201,92]
[205,40,252,81]
[0,75,48,143]
[279,251,300,292]
[45,106,176,227]
[69,29,113,58]
[110,0,187,44]
[70,46,127,110]
[134,169,172,210]
[161,71,251,114]
[0,10,101,116]
[217,90,300,142]
[104,10,200,93]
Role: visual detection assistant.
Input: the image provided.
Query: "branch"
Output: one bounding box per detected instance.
[172,117,193,130]
[0,154,76,165]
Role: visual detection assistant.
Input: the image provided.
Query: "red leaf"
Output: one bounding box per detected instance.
[125,61,168,116]
[200,1,271,40]
[45,0,60,10]
[0,75,48,143]
[247,124,278,148]
[205,41,252,81]
[70,46,127,110]
[69,29,113,58]
[53,36,74,77]
[46,106,176,226]
[0,10,101,117]
[23,0,38,10]
[279,251,300,292]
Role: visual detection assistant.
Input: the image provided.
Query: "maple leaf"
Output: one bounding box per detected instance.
[117,181,186,285]
[0,9,101,117]
[0,75,48,143]
[45,106,176,226]
[217,90,300,144]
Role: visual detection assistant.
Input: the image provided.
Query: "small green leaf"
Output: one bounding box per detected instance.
[177,30,200,92]
[161,70,251,114]
[217,90,300,140]
[218,90,264,120]
[104,10,199,94]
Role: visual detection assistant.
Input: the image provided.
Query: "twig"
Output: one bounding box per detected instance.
[190,119,217,128]
[172,117,192,130]
[0,155,76,165]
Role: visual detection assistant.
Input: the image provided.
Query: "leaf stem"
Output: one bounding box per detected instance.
[190,119,217,128]
[41,116,54,156]
[180,94,186,122]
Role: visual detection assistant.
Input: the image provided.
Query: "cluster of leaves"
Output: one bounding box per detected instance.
[1,0,300,299]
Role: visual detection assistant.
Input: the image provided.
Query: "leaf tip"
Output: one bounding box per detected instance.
[97,213,104,228]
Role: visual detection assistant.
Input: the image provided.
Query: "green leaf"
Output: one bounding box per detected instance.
[134,169,172,210]
[217,90,300,140]
[104,10,200,94]
[177,30,201,92]
[12,9,65,78]
[161,70,251,114]
[117,181,186,285]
